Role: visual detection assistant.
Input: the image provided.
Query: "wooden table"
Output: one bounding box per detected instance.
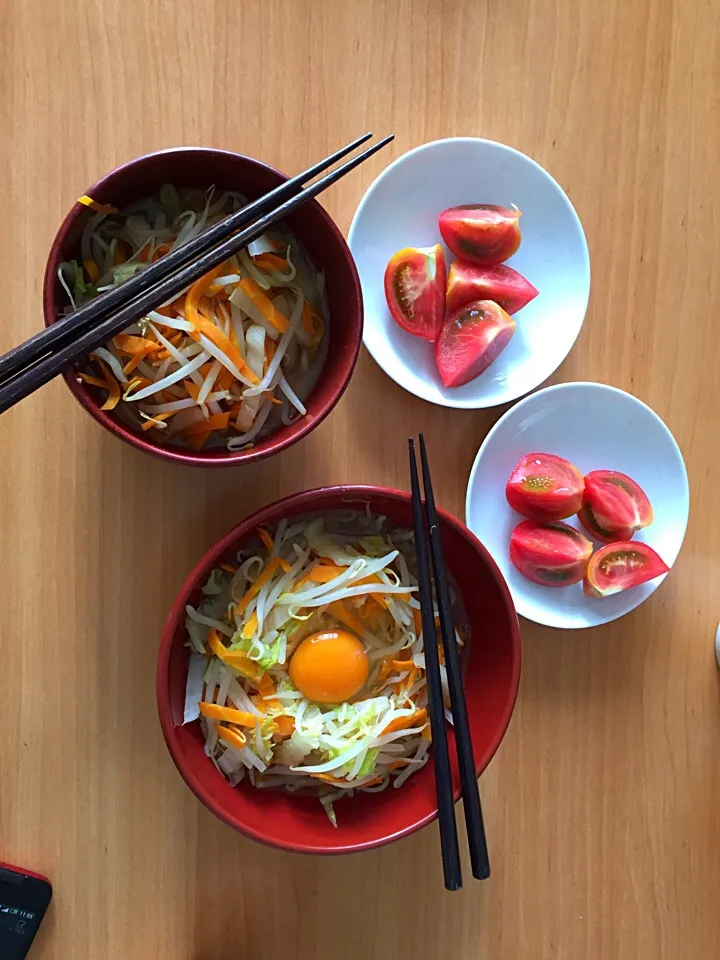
[1,1,719,957]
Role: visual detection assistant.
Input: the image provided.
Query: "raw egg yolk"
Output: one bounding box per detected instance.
[289,629,369,704]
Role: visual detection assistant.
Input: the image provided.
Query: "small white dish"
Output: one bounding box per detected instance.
[348,138,590,408]
[465,382,689,629]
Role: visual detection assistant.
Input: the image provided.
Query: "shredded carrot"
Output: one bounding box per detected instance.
[184,265,224,318]
[115,334,160,356]
[302,302,323,337]
[151,242,172,262]
[237,278,289,333]
[392,659,414,671]
[362,597,384,627]
[216,366,234,391]
[388,759,412,771]
[185,266,259,384]
[199,703,257,727]
[376,657,393,688]
[124,375,152,394]
[113,240,128,265]
[412,609,422,636]
[256,672,281,712]
[241,612,258,640]
[305,564,345,583]
[95,358,120,411]
[252,253,287,271]
[258,527,274,553]
[394,664,419,696]
[235,557,286,614]
[207,283,230,298]
[272,715,295,737]
[219,563,238,574]
[263,337,277,374]
[310,773,349,785]
[141,411,174,431]
[196,315,259,384]
[328,600,366,637]
[422,725,432,742]
[207,628,259,679]
[77,372,108,389]
[184,380,201,401]
[183,412,230,437]
[123,351,148,375]
[186,429,212,450]
[382,708,427,735]
[216,723,247,750]
[83,259,100,283]
[77,194,118,214]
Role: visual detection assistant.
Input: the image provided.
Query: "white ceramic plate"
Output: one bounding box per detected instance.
[348,138,590,408]
[465,383,689,628]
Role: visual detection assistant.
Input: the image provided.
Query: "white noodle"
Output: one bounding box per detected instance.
[241,288,304,397]
[126,351,210,402]
[277,371,307,415]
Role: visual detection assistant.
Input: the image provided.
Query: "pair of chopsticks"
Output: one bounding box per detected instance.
[409,434,490,890]
[0,132,394,415]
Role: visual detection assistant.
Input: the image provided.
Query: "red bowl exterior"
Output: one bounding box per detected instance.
[42,148,363,466]
[157,485,521,855]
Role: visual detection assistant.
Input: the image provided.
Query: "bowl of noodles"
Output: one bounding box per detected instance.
[157,485,521,854]
[43,148,363,465]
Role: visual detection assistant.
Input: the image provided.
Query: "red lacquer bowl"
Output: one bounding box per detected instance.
[157,486,521,854]
[42,148,363,466]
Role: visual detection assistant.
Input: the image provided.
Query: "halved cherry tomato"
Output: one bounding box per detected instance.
[439,205,522,266]
[384,244,446,341]
[510,520,593,587]
[446,261,538,316]
[581,470,653,539]
[434,300,515,387]
[506,453,584,520]
[577,504,635,544]
[583,542,669,597]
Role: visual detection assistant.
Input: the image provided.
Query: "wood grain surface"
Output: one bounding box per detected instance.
[1,1,719,957]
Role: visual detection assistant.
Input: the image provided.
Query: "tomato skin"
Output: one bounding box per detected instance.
[510,520,593,587]
[434,300,515,387]
[506,453,584,520]
[577,503,635,544]
[583,542,670,597]
[446,261,538,315]
[582,470,653,536]
[384,245,446,341]
[439,205,522,266]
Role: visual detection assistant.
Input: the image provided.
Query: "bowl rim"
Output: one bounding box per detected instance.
[156,483,522,854]
[348,135,591,410]
[465,380,691,628]
[43,146,363,467]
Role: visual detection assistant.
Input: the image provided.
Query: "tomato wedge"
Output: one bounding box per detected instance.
[582,470,653,534]
[583,542,669,597]
[506,453,584,520]
[439,205,522,266]
[384,244,446,341]
[446,261,538,316]
[510,520,593,587]
[577,504,635,544]
[434,300,515,387]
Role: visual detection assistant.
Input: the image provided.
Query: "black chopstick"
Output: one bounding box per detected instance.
[0,132,374,386]
[0,134,393,415]
[418,434,491,881]
[409,438,462,891]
